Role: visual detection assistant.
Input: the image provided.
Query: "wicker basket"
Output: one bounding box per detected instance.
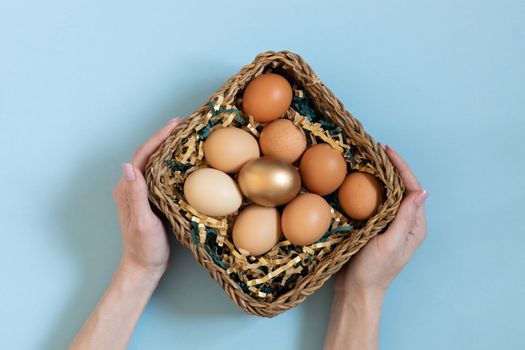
[145,50,404,317]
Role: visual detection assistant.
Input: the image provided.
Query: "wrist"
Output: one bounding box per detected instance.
[325,287,384,350]
[117,259,165,287]
[334,286,386,308]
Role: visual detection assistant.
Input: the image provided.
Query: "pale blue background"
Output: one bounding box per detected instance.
[1,1,524,349]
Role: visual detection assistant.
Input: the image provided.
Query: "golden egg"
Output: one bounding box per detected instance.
[238,157,301,207]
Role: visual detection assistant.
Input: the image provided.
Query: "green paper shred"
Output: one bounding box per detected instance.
[164,159,192,172]
[291,93,318,122]
[324,192,346,216]
[198,102,245,140]
[331,226,354,234]
[292,92,338,131]
[190,222,229,269]
[190,221,200,245]
[197,115,220,140]
[292,91,356,166]
[204,228,229,270]
[238,281,249,293]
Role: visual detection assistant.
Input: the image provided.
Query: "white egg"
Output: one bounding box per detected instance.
[183,168,242,217]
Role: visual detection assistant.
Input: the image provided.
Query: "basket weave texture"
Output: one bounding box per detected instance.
[145,50,404,317]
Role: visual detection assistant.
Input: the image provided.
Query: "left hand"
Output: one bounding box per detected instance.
[111,118,181,277]
[324,146,427,350]
[334,145,428,297]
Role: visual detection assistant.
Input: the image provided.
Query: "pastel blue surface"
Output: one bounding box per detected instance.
[1,1,524,349]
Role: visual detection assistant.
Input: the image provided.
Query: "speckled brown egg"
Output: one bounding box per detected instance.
[338,172,384,221]
[299,143,347,195]
[242,73,293,123]
[281,193,332,246]
[259,119,307,163]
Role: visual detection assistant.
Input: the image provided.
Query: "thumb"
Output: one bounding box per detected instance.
[121,163,153,216]
[382,190,427,244]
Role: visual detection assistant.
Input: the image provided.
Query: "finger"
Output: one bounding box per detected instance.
[131,118,182,171]
[112,179,129,225]
[382,144,422,193]
[382,190,428,245]
[112,179,126,208]
[121,163,153,218]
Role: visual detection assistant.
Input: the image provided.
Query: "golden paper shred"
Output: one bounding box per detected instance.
[216,227,227,247]
[307,133,317,146]
[211,95,224,111]
[176,135,197,164]
[245,115,260,137]
[310,238,343,249]
[222,111,236,127]
[246,256,302,287]
[289,110,350,154]
[302,246,315,255]
[198,223,207,244]
[301,120,344,153]
[195,118,210,133]
[179,201,228,229]
[248,286,267,298]
[353,163,377,176]
[197,141,204,161]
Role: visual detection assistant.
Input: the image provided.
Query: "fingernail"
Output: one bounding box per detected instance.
[122,163,136,182]
[415,190,429,206]
[379,143,388,150]
[167,118,180,125]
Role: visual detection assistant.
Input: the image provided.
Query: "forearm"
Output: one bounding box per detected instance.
[70,261,162,350]
[323,288,384,350]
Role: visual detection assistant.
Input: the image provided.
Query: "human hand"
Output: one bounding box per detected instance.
[112,118,181,278]
[334,144,429,298]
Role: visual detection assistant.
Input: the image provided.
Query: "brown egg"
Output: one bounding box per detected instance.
[299,143,347,195]
[259,119,307,163]
[232,205,281,256]
[242,73,293,123]
[281,193,332,246]
[338,172,384,220]
[204,127,260,173]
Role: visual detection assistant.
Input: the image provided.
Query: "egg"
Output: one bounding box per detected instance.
[183,168,242,217]
[232,205,281,256]
[281,193,332,246]
[238,157,301,207]
[299,143,347,195]
[204,127,260,173]
[259,119,307,163]
[338,172,384,220]
[242,73,293,123]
